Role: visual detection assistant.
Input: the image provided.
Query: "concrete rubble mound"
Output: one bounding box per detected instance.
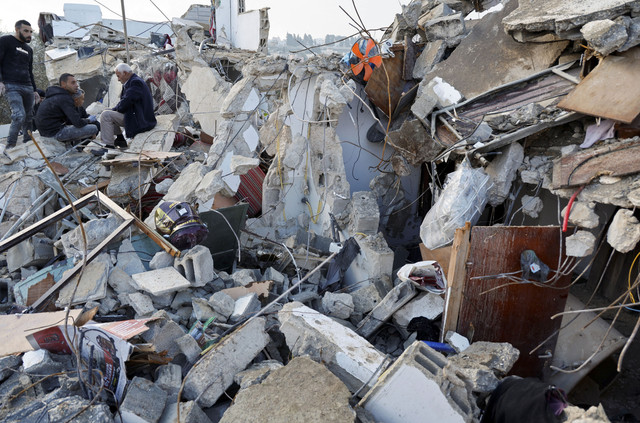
[4,0,640,421]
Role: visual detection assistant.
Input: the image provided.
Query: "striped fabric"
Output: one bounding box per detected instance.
[235,167,265,217]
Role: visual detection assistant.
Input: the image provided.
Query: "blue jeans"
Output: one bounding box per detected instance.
[5,83,34,146]
[55,124,99,143]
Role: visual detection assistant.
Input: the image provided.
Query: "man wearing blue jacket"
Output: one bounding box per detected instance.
[100,63,156,148]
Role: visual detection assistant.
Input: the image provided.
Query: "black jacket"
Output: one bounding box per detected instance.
[0,35,36,89]
[35,86,90,137]
[114,73,157,138]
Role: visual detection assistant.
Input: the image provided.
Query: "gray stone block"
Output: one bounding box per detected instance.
[155,363,182,395]
[126,292,157,317]
[150,251,175,270]
[116,239,146,276]
[120,376,167,423]
[183,317,270,407]
[176,333,202,363]
[132,267,192,296]
[208,291,235,320]
[322,292,354,320]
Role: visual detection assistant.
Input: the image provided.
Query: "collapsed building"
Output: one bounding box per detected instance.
[1,0,640,421]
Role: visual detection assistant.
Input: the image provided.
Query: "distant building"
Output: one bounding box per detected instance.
[182,2,269,53]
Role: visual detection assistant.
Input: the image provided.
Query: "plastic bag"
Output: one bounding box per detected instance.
[420,160,491,249]
[396,260,447,294]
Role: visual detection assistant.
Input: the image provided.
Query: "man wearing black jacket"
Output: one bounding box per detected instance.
[0,20,40,148]
[35,73,98,143]
[100,63,156,148]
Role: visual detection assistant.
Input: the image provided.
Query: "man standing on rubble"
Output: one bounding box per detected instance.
[99,63,156,149]
[0,20,40,149]
[35,73,99,144]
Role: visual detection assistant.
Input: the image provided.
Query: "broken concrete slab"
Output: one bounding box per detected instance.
[486,142,525,207]
[279,302,387,394]
[108,267,138,294]
[219,357,356,423]
[174,245,215,287]
[607,208,640,253]
[230,156,260,175]
[357,280,417,338]
[423,0,569,100]
[208,291,235,321]
[345,233,395,292]
[566,230,597,257]
[128,114,180,153]
[181,65,231,137]
[183,317,270,407]
[164,162,210,203]
[131,267,192,296]
[503,0,640,41]
[233,360,284,390]
[413,40,447,80]
[192,297,223,322]
[141,314,187,359]
[387,117,444,166]
[349,191,380,236]
[59,214,122,259]
[358,341,478,423]
[123,292,156,317]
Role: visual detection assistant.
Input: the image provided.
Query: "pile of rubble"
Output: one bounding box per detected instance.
[2,0,640,421]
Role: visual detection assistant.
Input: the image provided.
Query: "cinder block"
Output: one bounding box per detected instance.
[174,245,215,287]
[349,191,380,235]
[358,341,478,423]
[155,363,182,395]
[357,280,417,338]
[183,317,270,407]
[120,376,168,423]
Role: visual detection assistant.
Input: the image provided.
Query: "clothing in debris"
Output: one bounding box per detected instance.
[35,86,98,142]
[104,72,157,141]
[481,376,568,423]
[0,32,37,147]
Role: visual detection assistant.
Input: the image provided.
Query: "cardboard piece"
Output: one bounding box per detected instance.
[222,280,273,302]
[0,310,82,357]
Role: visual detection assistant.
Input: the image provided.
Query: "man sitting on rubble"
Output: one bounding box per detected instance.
[100,63,156,149]
[35,73,98,144]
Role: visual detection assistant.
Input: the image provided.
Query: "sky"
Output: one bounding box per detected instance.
[1,0,408,39]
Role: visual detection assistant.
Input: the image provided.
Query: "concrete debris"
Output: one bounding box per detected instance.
[607,208,640,253]
[183,317,270,407]
[220,357,356,423]
[2,0,640,420]
[279,302,387,394]
[358,341,479,423]
[566,230,598,257]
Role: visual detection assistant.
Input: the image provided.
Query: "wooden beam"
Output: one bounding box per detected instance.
[441,221,471,341]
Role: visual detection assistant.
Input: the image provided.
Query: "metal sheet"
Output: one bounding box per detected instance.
[558,55,640,124]
[457,226,570,377]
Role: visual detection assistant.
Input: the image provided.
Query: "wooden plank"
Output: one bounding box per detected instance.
[79,180,110,196]
[551,138,640,189]
[457,226,570,377]
[441,222,471,341]
[558,55,640,124]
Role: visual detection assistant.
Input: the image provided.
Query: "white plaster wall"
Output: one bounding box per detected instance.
[336,85,422,245]
[235,11,262,51]
[213,0,262,51]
